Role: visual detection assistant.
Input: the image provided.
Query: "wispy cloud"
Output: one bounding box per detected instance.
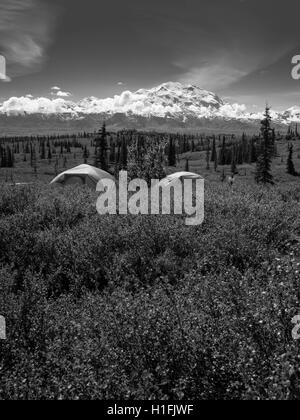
[50,86,72,97]
[0,0,59,77]
[174,43,286,93]
[56,90,72,97]
[178,64,247,91]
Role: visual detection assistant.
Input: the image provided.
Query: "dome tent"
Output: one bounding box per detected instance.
[159,171,203,187]
[50,164,115,190]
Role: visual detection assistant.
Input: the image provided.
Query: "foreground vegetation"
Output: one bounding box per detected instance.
[0,180,300,399]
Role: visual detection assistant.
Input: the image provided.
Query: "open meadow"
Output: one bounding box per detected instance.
[0,129,300,400]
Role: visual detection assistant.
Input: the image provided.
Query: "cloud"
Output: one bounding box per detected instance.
[0,96,74,115]
[174,50,259,92]
[56,90,72,97]
[0,84,253,120]
[50,86,72,97]
[0,0,59,76]
[178,64,248,91]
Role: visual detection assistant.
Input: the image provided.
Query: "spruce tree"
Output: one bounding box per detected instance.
[47,147,52,163]
[94,123,108,170]
[119,137,128,170]
[220,169,226,182]
[255,106,274,184]
[40,141,46,160]
[250,138,257,163]
[83,146,88,164]
[211,136,217,162]
[219,136,226,166]
[287,143,298,176]
[32,147,37,177]
[185,159,190,172]
[168,137,176,166]
[231,145,237,175]
[206,140,210,170]
[214,156,218,172]
[110,141,116,164]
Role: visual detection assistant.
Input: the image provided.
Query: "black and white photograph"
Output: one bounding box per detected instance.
[0,0,300,404]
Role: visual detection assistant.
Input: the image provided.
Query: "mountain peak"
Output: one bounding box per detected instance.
[155,81,185,91]
[0,81,299,127]
[133,81,224,116]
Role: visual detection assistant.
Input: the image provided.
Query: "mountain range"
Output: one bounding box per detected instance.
[0,82,299,135]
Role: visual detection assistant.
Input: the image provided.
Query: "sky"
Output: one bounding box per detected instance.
[1,0,300,110]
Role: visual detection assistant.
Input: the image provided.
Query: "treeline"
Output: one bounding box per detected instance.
[0,145,14,168]
[93,128,273,174]
[286,124,300,141]
[0,131,96,144]
[1,117,298,181]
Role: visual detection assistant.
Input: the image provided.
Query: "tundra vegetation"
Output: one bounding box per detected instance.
[0,115,300,400]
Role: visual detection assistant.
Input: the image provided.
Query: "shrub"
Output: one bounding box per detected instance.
[0,182,299,399]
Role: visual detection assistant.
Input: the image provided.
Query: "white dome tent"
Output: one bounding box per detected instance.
[159,171,203,187]
[50,164,115,190]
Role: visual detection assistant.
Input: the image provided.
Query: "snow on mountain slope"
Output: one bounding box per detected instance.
[0,82,299,124]
[279,106,300,123]
[74,82,249,120]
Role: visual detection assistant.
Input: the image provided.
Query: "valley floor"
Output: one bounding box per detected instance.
[0,137,300,400]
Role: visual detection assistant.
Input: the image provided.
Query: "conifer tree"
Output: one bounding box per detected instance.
[214,156,218,172]
[94,123,108,170]
[255,106,274,184]
[110,141,116,164]
[32,147,37,177]
[83,146,89,164]
[231,145,237,175]
[287,143,298,176]
[206,140,210,170]
[250,138,257,163]
[48,147,52,164]
[191,140,195,152]
[168,137,176,166]
[40,141,46,160]
[185,159,190,172]
[221,169,226,182]
[231,155,237,175]
[119,137,128,170]
[219,136,226,166]
[211,136,217,162]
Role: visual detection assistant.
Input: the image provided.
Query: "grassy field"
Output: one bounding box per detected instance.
[0,135,300,400]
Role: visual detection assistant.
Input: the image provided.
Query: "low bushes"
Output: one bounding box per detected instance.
[0,182,300,399]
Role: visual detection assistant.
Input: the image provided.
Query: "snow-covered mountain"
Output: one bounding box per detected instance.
[0,82,245,119]
[0,82,299,134]
[278,106,300,123]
